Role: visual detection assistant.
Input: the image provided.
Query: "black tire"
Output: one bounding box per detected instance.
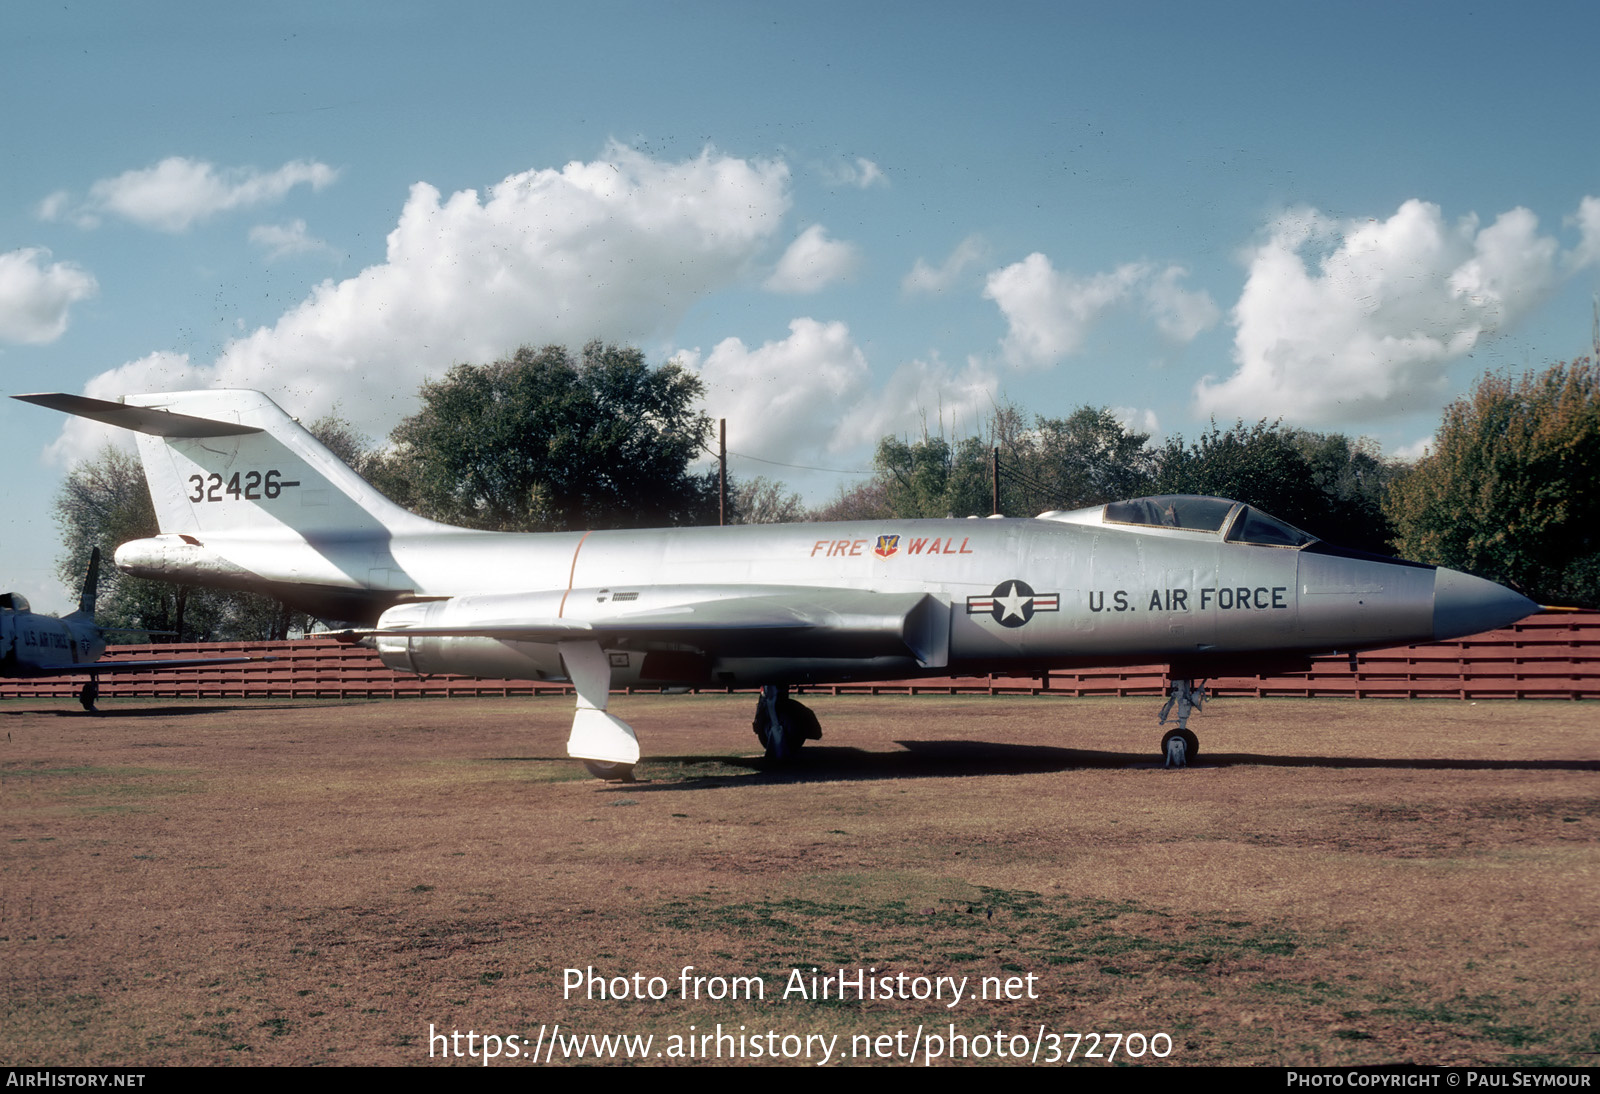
[582,760,636,782]
[753,696,820,762]
[1160,728,1198,766]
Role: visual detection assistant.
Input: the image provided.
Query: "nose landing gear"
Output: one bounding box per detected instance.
[1157,677,1205,767]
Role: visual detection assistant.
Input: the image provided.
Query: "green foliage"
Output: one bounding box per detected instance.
[730,476,807,524]
[1154,420,1317,526]
[1002,405,1155,514]
[53,445,284,640]
[1385,360,1600,605]
[809,480,891,523]
[1153,421,1401,553]
[375,342,717,532]
[870,404,1156,520]
[54,445,165,631]
[302,412,373,473]
[874,433,993,518]
[1288,430,1403,555]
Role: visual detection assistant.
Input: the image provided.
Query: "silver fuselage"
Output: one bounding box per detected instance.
[115,505,1513,688]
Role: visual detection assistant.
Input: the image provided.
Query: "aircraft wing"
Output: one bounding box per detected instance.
[353,588,949,668]
[11,392,262,437]
[17,655,274,678]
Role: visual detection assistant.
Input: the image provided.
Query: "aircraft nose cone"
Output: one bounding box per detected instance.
[1432,567,1540,641]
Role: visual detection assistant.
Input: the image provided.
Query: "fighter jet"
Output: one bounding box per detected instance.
[1,546,269,710]
[16,389,1539,773]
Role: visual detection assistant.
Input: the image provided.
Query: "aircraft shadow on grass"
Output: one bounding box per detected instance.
[499,741,1600,791]
[0,703,339,719]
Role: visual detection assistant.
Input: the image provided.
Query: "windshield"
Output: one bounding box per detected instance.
[1225,505,1317,548]
[1104,495,1237,532]
[1103,495,1316,548]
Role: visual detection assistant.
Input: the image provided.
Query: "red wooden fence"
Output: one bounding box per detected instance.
[3,611,1597,702]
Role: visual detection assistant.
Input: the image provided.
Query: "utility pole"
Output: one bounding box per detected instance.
[718,418,727,526]
[992,445,1000,515]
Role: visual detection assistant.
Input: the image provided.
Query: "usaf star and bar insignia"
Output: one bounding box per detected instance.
[966,580,1060,628]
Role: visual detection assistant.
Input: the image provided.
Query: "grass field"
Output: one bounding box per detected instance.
[2,693,1596,1067]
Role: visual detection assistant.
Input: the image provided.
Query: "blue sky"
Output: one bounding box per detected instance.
[5,1,1599,611]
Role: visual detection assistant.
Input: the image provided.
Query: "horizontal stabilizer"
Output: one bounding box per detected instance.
[13,393,263,438]
[18,655,273,679]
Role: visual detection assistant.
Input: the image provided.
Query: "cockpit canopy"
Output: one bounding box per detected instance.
[1103,495,1317,548]
[0,592,31,612]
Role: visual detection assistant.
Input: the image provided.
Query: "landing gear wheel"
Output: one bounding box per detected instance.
[752,687,821,762]
[582,760,636,782]
[1161,728,1198,768]
[78,678,100,714]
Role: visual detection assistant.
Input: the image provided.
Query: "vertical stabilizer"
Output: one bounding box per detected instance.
[14,390,447,542]
[69,547,100,621]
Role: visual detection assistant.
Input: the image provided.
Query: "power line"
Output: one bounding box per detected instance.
[723,449,875,476]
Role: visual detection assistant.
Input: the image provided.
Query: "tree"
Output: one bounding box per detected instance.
[55,445,166,631]
[1154,419,1315,522]
[866,404,1156,520]
[1385,360,1600,605]
[54,445,262,640]
[1286,429,1404,554]
[730,476,807,524]
[1149,420,1398,550]
[874,432,992,518]
[375,342,718,532]
[1005,406,1154,513]
[809,480,891,522]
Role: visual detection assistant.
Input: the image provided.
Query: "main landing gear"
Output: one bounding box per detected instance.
[1157,677,1204,767]
[78,677,100,714]
[752,685,821,762]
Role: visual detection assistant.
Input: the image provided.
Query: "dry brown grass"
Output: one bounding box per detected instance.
[2,693,1595,1067]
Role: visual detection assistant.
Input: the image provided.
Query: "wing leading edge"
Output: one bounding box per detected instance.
[351,588,950,669]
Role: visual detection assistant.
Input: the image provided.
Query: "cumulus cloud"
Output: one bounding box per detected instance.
[51,145,791,464]
[680,318,871,464]
[0,247,97,344]
[764,224,860,293]
[984,254,1216,369]
[1196,197,1598,425]
[249,219,337,261]
[1142,264,1222,343]
[902,234,988,295]
[681,320,1000,475]
[833,354,1000,448]
[1568,195,1600,270]
[41,156,339,232]
[820,157,887,189]
[1111,405,1161,438]
[1391,434,1435,463]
